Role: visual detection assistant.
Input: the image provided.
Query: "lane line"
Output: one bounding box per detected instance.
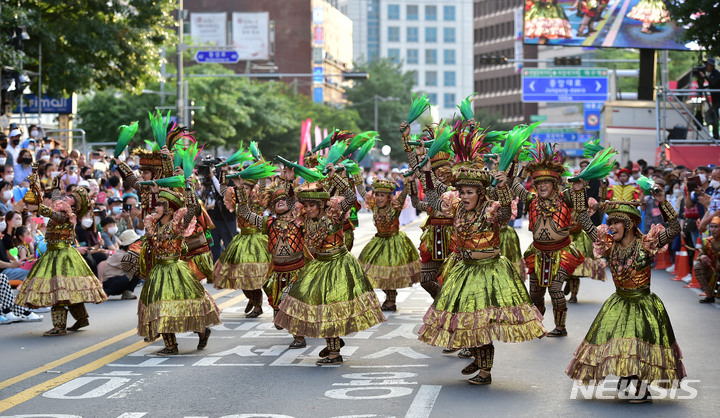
[405,385,441,418]
[0,289,244,412]
[0,288,235,392]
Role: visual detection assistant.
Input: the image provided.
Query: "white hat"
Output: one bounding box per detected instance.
[391,168,400,174]
[9,129,21,137]
[77,180,90,189]
[118,229,141,246]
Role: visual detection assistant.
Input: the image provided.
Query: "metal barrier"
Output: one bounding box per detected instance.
[43,128,87,155]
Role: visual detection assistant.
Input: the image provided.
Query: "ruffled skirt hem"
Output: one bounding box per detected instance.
[137,292,222,337]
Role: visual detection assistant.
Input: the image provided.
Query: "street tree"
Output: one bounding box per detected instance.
[0,0,174,96]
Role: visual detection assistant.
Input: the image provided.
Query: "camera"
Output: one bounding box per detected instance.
[692,65,706,77]
[197,156,221,177]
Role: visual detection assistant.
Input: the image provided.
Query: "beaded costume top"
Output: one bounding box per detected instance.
[144,208,196,261]
[356,179,407,237]
[301,175,356,256]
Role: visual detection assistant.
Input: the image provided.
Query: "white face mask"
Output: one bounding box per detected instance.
[2,190,12,201]
[28,145,35,151]
[94,216,101,225]
[0,222,5,231]
[50,171,60,178]
[699,174,708,184]
[673,188,682,197]
[13,219,22,227]
[107,226,118,235]
[4,175,13,183]
[52,158,61,165]
[44,143,53,150]
[81,218,94,228]
[0,158,5,165]
[40,155,50,161]
[30,130,39,137]
[711,180,720,189]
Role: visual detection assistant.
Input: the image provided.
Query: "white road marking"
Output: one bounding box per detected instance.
[404,385,441,418]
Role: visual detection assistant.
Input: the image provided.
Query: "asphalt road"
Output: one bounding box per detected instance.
[1,211,718,417]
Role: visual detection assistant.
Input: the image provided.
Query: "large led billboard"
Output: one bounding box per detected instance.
[523,0,692,50]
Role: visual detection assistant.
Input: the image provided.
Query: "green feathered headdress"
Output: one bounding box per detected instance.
[139,175,186,188]
[406,93,430,125]
[569,146,617,182]
[276,156,325,182]
[148,109,171,149]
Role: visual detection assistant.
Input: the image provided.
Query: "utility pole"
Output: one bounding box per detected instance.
[176,0,184,125]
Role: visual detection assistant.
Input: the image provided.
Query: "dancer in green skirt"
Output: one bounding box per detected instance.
[414,136,546,385]
[356,178,421,311]
[215,175,271,318]
[274,166,386,365]
[17,186,107,336]
[565,207,606,303]
[566,180,686,403]
[138,189,221,355]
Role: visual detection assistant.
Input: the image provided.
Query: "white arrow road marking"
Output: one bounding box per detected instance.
[362,347,431,360]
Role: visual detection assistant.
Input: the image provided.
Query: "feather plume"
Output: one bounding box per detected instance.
[148,109,171,148]
[418,122,454,167]
[569,146,618,182]
[217,147,253,167]
[312,130,336,153]
[355,136,380,163]
[323,141,348,174]
[139,175,185,188]
[456,93,476,121]
[249,141,263,160]
[344,131,378,156]
[232,160,278,180]
[406,93,430,124]
[582,137,605,158]
[276,156,325,182]
[115,122,139,158]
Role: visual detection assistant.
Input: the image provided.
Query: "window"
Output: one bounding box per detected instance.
[388,48,400,63]
[443,49,456,64]
[425,27,437,42]
[410,71,418,86]
[426,71,437,86]
[444,93,456,109]
[425,5,437,21]
[407,48,419,64]
[407,5,418,20]
[443,27,455,43]
[427,93,438,105]
[444,71,456,87]
[388,4,400,20]
[425,49,437,64]
[407,27,419,42]
[444,5,455,21]
[388,26,400,42]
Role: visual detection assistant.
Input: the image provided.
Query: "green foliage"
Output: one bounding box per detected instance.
[0,0,174,96]
[667,1,720,56]
[345,58,416,161]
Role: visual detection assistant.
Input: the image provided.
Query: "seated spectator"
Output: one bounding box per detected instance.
[13,148,34,186]
[98,230,142,300]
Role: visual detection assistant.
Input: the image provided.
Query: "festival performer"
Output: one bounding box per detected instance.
[415,135,546,385]
[500,198,527,280]
[607,168,640,201]
[274,164,386,365]
[566,179,685,403]
[402,121,456,299]
[16,183,107,336]
[627,0,670,34]
[511,143,584,337]
[565,201,607,303]
[137,188,221,355]
[694,216,720,304]
[215,171,272,318]
[524,0,573,43]
[236,167,308,346]
[356,175,421,311]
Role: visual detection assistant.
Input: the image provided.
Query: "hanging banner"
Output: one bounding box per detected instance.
[232,12,270,61]
[190,13,227,46]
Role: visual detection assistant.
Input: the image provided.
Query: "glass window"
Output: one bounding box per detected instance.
[444,5,455,21]
[407,48,419,64]
[427,93,438,106]
[443,27,455,43]
[410,71,418,86]
[425,27,437,43]
[388,26,400,42]
[444,71,456,87]
[425,5,437,21]
[388,48,400,63]
[426,71,437,86]
[388,4,400,20]
[425,49,437,64]
[407,5,418,20]
[443,49,456,64]
[444,93,456,108]
[407,27,419,42]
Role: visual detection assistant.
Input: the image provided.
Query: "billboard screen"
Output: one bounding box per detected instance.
[523,0,692,50]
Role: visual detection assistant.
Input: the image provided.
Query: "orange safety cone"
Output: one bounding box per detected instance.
[654,247,673,270]
[685,237,703,289]
[672,237,690,281]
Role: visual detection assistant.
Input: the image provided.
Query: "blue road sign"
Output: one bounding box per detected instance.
[194,50,240,64]
[16,95,74,113]
[563,149,585,157]
[532,131,596,143]
[584,102,603,131]
[522,68,609,102]
[313,66,324,84]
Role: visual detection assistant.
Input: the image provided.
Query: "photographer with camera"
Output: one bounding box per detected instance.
[696,58,720,139]
[198,155,235,262]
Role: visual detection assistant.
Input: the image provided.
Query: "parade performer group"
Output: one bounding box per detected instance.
[9,96,687,402]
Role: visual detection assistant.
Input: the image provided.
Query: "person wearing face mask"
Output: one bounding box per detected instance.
[1,165,15,186]
[643,178,668,234]
[6,129,22,163]
[0,213,30,285]
[0,150,7,167]
[61,160,80,187]
[97,230,141,300]
[75,214,108,276]
[99,217,120,251]
[14,149,34,186]
[0,181,13,215]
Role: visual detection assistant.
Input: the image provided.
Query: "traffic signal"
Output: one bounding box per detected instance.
[554,57,582,66]
[478,55,508,65]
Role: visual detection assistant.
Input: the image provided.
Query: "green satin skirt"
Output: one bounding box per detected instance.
[14,244,106,308]
[344,229,354,251]
[186,250,214,282]
[500,226,526,279]
[566,288,686,385]
[419,255,546,349]
[264,268,301,310]
[570,229,606,281]
[358,232,421,289]
[275,249,386,338]
[213,232,271,290]
[138,258,221,337]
